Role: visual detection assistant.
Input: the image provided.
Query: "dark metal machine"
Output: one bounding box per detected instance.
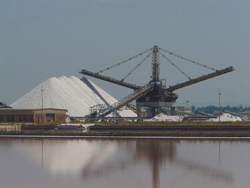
[80,45,234,120]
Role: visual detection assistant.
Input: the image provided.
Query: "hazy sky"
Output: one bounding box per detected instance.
[1,0,250,107]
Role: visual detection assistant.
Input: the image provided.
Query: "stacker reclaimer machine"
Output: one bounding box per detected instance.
[80,45,234,121]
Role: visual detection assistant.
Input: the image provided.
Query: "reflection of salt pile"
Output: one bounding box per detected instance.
[11,76,136,118]
[145,113,184,122]
[207,113,242,122]
[13,139,118,175]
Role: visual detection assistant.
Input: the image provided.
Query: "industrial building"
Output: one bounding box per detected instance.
[0,108,67,123]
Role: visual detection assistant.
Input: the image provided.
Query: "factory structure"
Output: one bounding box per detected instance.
[80,45,235,121]
[0,45,242,123]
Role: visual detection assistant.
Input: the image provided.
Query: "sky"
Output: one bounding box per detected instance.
[1,0,250,107]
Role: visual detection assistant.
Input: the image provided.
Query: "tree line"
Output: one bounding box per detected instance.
[192,105,250,114]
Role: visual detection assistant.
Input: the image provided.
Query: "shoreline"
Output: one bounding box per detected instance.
[2,123,250,138]
[1,135,250,139]
[2,131,250,138]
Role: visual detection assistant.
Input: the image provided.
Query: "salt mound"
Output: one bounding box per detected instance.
[207,113,242,122]
[11,76,136,118]
[145,113,184,122]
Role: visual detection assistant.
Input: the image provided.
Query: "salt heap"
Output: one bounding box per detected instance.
[207,113,242,122]
[145,113,184,122]
[11,76,136,118]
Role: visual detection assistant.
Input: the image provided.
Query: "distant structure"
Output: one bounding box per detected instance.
[80,45,235,121]
[0,102,10,108]
[1,102,66,123]
[176,106,192,113]
[0,108,67,123]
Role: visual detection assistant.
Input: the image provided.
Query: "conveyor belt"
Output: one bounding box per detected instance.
[87,84,154,119]
[79,69,141,90]
[167,66,235,91]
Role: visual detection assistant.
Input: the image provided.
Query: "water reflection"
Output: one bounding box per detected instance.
[81,139,232,188]
[2,138,249,188]
[134,140,176,188]
[141,140,233,187]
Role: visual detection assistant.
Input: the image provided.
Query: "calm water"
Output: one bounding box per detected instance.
[0,137,250,188]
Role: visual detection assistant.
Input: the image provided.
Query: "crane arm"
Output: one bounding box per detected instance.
[86,84,154,119]
[99,84,154,118]
[79,69,141,90]
[167,66,235,92]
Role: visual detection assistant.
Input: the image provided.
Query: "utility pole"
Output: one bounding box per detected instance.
[41,86,44,123]
[218,90,221,122]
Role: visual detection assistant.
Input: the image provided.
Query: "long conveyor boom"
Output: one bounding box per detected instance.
[79,69,141,90]
[89,84,154,119]
[167,66,235,92]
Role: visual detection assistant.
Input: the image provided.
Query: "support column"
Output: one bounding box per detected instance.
[137,106,142,122]
[171,106,176,115]
[152,45,160,81]
[152,107,156,117]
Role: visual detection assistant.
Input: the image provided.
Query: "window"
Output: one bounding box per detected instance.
[58,116,63,122]
[26,116,31,122]
[3,116,7,122]
[46,113,55,122]
[14,116,19,122]
[38,116,42,122]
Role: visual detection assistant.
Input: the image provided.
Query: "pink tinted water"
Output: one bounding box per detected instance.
[0,138,249,188]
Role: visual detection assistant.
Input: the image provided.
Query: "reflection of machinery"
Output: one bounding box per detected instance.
[80,45,234,120]
[134,140,176,188]
[82,139,233,188]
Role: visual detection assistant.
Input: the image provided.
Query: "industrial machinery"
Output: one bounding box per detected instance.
[80,45,234,120]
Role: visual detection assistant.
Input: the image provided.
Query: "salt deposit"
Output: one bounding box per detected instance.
[145,113,184,122]
[145,112,242,122]
[207,113,242,122]
[11,76,136,118]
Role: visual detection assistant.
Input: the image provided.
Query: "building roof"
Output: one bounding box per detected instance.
[0,102,11,108]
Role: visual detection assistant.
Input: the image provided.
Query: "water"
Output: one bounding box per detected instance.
[0,137,249,188]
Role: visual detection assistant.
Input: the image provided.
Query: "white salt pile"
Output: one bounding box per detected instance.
[11,76,136,118]
[144,112,242,122]
[145,113,184,122]
[207,113,242,122]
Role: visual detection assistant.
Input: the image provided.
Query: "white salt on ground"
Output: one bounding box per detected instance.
[145,113,184,122]
[207,113,242,122]
[145,112,242,122]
